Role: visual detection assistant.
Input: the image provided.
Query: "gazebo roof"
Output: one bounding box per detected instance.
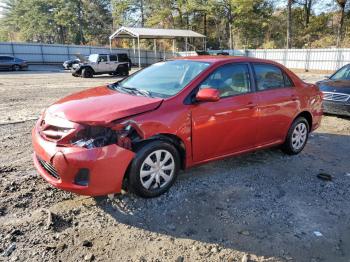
[109,26,206,40]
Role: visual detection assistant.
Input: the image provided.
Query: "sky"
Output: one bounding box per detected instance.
[274,0,337,15]
[0,0,341,19]
[0,1,4,18]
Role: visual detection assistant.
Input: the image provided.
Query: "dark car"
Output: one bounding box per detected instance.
[316,64,350,117]
[0,55,28,71]
[63,59,80,70]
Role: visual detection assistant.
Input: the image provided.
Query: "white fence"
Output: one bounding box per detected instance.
[0,42,174,65]
[180,48,350,71]
[2,42,349,71]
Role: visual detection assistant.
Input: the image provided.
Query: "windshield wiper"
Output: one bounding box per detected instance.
[121,86,153,97]
[108,83,152,97]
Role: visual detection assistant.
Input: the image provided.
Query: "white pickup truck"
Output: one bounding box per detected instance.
[72,53,131,78]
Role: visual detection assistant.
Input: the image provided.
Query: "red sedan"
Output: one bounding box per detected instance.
[32,56,323,198]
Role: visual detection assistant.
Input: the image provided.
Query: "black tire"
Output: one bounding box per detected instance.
[12,65,21,71]
[123,68,129,76]
[282,117,309,155]
[82,67,93,78]
[128,141,180,198]
[116,65,129,76]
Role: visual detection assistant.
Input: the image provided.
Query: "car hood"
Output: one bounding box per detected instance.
[46,86,163,125]
[75,54,88,62]
[317,79,350,94]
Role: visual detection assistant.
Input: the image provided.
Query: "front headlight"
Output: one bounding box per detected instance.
[72,126,117,149]
[71,124,139,150]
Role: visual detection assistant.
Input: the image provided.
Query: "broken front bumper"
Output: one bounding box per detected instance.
[32,125,135,196]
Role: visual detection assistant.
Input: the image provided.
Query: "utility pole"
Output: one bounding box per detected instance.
[287,0,293,49]
[229,23,233,50]
[140,0,145,27]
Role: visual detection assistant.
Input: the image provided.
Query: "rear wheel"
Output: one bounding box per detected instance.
[116,65,129,76]
[282,117,309,155]
[82,68,93,78]
[128,141,180,198]
[12,65,21,71]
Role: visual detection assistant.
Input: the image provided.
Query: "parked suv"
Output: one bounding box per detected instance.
[72,53,131,78]
[32,57,323,198]
[0,55,28,71]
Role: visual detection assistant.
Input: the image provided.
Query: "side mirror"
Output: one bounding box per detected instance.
[196,88,220,102]
[324,75,330,79]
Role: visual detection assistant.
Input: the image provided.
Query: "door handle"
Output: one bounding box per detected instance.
[291,95,298,101]
[247,102,257,109]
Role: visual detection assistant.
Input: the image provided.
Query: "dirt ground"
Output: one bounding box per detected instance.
[0,67,350,262]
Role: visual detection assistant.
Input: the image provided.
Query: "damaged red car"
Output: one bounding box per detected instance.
[32,56,323,198]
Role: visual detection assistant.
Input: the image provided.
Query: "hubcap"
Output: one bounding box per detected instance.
[291,123,307,150]
[140,150,175,190]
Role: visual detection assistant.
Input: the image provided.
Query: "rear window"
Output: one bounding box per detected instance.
[110,55,118,61]
[0,56,13,61]
[118,54,129,61]
[253,64,286,90]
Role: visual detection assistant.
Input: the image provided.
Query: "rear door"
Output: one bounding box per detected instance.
[253,63,299,146]
[191,63,259,162]
[109,55,119,71]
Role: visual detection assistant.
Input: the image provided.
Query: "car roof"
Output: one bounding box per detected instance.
[174,55,281,65]
[91,53,128,56]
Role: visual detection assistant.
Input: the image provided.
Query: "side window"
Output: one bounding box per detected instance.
[110,55,118,62]
[284,73,294,87]
[199,64,251,98]
[118,54,128,62]
[253,64,285,91]
[98,55,108,62]
[0,56,11,61]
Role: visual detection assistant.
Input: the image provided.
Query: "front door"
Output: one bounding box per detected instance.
[96,55,110,73]
[191,63,259,163]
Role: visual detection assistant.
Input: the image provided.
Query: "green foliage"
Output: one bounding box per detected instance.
[0,0,349,48]
[0,0,112,45]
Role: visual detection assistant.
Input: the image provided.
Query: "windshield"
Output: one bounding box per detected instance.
[88,54,98,63]
[331,65,350,80]
[117,60,211,98]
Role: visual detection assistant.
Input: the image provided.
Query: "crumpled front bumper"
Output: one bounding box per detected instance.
[32,123,135,196]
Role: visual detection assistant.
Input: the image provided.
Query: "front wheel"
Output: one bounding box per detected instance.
[282,117,309,155]
[128,141,180,198]
[12,65,21,71]
[81,68,93,78]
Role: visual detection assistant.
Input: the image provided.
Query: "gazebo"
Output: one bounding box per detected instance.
[109,26,206,68]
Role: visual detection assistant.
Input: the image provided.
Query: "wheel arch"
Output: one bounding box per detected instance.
[295,111,313,130]
[134,133,186,170]
[122,133,186,192]
[81,65,95,73]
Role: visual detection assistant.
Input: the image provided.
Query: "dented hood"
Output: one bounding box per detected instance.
[47,86,163,125]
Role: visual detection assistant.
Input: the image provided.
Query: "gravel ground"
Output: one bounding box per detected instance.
[0,69,350,262]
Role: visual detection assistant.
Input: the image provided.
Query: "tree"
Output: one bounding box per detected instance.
[1,0,112,45]
[287,0,293,48]
[336,0,347,47]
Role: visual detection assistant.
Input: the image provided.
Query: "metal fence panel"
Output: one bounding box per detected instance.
[0,42,174,65]
[180,48,350,71]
